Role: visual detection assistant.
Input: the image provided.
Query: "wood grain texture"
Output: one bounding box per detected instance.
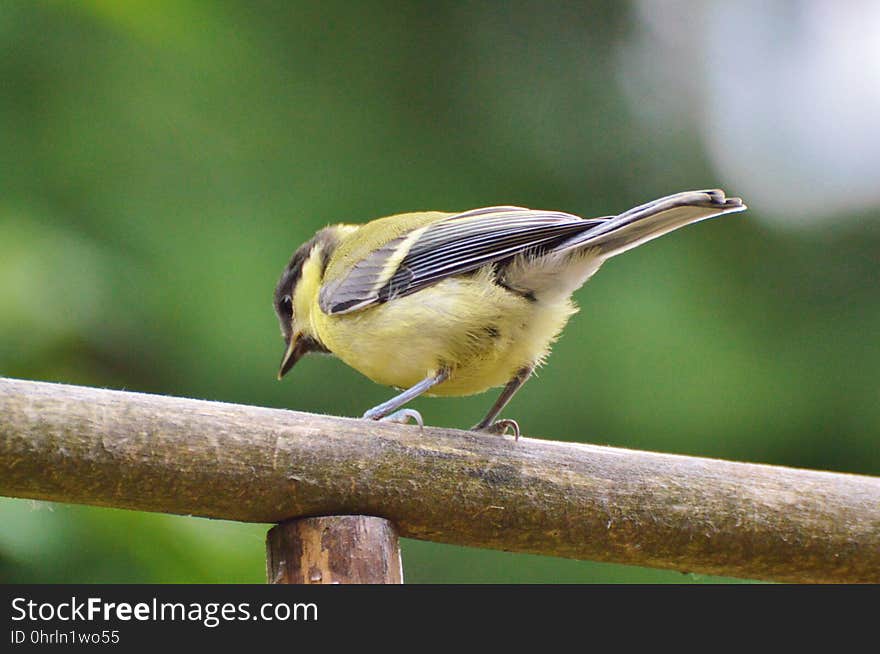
[1,377,879,583]
[267,516,402,584]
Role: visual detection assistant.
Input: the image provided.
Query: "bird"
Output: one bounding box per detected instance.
[274,189,745,437]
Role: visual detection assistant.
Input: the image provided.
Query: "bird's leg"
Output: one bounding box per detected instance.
[362,368,450,426]
[473,365,534,440]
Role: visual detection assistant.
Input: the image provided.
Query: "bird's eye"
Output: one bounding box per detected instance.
[279,294,293,316]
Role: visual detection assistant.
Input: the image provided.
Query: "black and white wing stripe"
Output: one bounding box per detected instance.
[319,206,604,315]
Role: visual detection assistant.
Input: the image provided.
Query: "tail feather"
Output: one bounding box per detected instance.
[560,189,746,260]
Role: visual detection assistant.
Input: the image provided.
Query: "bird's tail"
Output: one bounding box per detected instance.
[560,189,746,260]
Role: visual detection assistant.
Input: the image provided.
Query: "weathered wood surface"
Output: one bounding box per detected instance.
[267,516,402,584]
[1,377,878,582]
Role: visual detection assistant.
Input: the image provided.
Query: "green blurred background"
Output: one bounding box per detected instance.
[2,1,878,583]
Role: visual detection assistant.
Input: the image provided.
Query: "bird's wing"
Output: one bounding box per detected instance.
[318,206,604,315]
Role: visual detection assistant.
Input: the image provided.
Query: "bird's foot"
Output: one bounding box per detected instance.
[363,407,424,428]
[474,418,521,440]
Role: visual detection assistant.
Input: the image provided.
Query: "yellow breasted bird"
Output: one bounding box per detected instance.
[274,189,745,436]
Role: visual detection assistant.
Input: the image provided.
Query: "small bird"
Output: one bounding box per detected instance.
[274,189,745,436]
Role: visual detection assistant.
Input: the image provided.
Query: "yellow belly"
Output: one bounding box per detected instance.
[310,267,577,396]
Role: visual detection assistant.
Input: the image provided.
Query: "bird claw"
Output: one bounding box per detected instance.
[363,408,424,428]
[474,418,521,440]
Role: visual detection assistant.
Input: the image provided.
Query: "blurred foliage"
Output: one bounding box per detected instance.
[1,1,877,583]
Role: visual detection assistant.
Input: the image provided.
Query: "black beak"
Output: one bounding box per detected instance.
[277,334,306,380]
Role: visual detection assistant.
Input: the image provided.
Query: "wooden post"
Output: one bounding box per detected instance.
[267,515,403,584]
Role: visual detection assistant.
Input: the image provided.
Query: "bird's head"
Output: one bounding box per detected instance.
[274,227,342,379]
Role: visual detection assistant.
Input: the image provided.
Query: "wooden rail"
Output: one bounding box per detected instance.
[1,377,878,583]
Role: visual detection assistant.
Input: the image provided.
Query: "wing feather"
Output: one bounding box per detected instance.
[319,206,604,314]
